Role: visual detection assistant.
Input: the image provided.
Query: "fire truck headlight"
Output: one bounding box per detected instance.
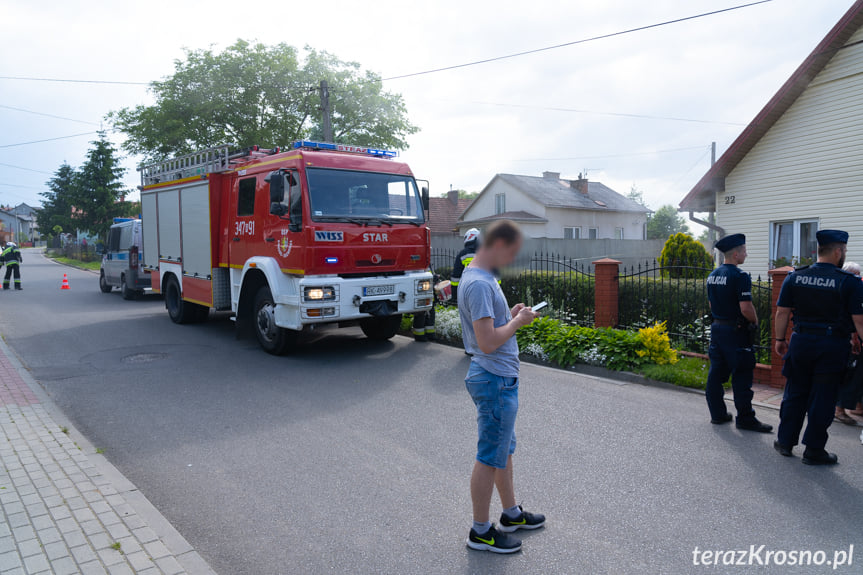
[304,286,335,301]
[416,279,432,294]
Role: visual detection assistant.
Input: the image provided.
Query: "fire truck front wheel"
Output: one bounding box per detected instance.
[253,286,295,355]
[360,315,402,341]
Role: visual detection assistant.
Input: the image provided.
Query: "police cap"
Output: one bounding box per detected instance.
[714,233,745,253]
[816,229,849,246]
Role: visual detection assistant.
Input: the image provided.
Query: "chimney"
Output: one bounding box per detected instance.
[447,190,459,206]
[542,171,560,180]
[571,177,589,194]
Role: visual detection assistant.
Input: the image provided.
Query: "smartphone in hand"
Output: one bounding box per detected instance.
[532,301,548,312]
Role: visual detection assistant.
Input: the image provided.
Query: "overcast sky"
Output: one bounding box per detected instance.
[0,0,854,226]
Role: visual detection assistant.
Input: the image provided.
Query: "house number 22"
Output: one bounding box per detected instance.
[724,195,736,205]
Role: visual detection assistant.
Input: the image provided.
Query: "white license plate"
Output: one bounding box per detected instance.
[363,285,395,297]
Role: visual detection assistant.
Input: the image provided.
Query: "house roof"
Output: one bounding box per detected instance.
[458,210,549,227]
[679,0,863,212]
[429,195,473,233]
[492,174,650,213]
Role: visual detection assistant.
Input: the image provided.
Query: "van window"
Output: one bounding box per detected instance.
[120,224,133,249]
[108,227,121,252]
[238,178,256,216]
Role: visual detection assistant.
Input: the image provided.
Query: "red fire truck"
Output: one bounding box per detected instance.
[139,141,433,354]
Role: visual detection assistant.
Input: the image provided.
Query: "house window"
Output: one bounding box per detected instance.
[614,227,624,240]
[588,228,598,240]
[564,227,581,240]
[771,219,818,267]
[494,193,506,215]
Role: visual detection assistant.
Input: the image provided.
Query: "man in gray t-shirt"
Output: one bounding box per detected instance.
[458,220,545,555]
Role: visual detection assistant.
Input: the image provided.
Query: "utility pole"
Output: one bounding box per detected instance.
[319,80,333,143]
[708,141,717,244]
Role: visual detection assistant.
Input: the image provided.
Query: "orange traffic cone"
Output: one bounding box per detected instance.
[61,274,71,290]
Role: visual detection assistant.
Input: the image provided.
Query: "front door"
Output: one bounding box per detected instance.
[230,175,260,267]
[105,227,122,283]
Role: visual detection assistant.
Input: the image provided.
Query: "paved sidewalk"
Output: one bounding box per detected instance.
[0,341,216,575]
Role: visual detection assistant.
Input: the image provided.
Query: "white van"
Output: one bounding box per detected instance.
[99,219,151,299]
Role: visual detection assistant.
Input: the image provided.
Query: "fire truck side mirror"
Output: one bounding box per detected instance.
[421,185,430,211]
[266,170,286,203]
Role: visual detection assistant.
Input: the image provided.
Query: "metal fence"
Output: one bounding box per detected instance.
[617,260,772,363]
[431,248,595,326]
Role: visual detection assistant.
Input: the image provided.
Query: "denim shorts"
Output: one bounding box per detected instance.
[465,362,518,469]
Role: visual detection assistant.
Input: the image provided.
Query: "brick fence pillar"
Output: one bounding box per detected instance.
[593,258,622,328]
[768,266,794,389]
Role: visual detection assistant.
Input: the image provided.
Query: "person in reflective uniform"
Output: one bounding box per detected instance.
[1,240,22,290]
[705,234,772,432]
[774,230,863,465]
[451,228,481,304]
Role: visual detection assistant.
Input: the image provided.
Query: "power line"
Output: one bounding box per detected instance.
[379,0,775,81]
[0,131,101,149]
[0,162,54,175]
[0,104,101,126]
[0,182,46,191]
[512,145,710,163]
[0,1,775,90]
[431,99,746,126]
[0,75,148,86]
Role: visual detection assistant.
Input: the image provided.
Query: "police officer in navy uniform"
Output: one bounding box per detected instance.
[773,230,863,465]
[706,234,772,432]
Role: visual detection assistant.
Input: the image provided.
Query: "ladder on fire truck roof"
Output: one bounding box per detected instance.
[138,144,232,187]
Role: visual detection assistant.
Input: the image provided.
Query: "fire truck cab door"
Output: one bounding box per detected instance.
[230,175,260,266]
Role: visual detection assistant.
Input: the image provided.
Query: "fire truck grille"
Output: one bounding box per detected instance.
[356,258,396,267]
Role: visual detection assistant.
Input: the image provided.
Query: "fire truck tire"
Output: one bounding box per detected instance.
[99,271,113,293]
[121,275,137,300]
[165,275,198,324]
[360,316,402,341]
[253,286,294,355]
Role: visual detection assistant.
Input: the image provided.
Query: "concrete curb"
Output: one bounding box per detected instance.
[0,336,218,575]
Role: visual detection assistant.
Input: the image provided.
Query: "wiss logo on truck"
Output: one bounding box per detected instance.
[138,140,433,354]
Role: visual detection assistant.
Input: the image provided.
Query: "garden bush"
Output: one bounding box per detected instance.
[658,233,713,278]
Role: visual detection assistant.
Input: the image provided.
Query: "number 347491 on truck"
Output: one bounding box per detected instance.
[138,141,434,355]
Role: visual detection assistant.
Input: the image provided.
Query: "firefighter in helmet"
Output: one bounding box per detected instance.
[1,239,23,290]
[451,228,481,304]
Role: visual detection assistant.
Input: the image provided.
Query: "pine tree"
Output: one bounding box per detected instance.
[39,163,79,236]
[73,133,128,239]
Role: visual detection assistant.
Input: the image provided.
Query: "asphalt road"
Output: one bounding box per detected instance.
[1,249,862,575]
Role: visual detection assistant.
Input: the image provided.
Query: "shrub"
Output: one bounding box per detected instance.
[637,321,678,365]
[659,233,713,278]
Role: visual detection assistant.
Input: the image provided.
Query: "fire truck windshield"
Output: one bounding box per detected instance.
[306,168,424,225]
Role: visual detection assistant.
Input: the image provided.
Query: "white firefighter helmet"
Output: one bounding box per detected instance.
[463,228,480,244]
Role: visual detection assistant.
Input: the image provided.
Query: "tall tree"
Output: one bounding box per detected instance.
[626,184,647,207]
[39,163,78,235]
[73,133,128,239]
[646,205,690,240]
[109,40,418,160]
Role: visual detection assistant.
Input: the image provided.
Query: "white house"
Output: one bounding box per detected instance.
[680,0,863,273]
[457,172,650,240]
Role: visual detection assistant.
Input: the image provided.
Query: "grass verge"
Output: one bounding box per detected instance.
[637,355,730,390]
[48,255,101,271]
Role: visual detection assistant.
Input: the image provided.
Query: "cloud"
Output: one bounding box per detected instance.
[0,0,853,221]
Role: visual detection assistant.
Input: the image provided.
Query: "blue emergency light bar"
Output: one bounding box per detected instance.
[292,140,398,158]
